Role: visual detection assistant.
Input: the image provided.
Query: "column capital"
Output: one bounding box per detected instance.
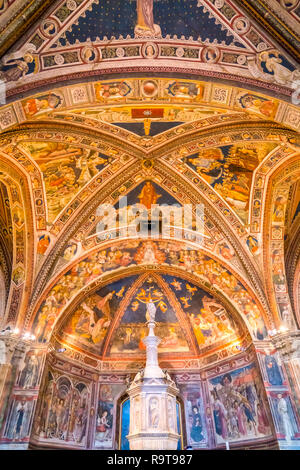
[0,332,43,367]
[271,331,300,360]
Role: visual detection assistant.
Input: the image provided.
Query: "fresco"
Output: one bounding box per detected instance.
[237,92,279,119]
[61,276,138,355]
[164,274,241,348]
[110,277,190,355]
[208,363,273,444]
[33,371,90,447]
[185,143,276,222]
[0,53,38,82]
[37,234,50,255]
[119,179,207,244]
[116,180,180,208]
[102,180,186,237]
[33,240,268,343]
[92,179,195,243]
[63,242,79,261]
[2,0,298,92]
[269,392,299,443]
[62,0,237,45]
[178,384,207,448]
[246,235,259,255]
[18,349,43,389]
[95,384,125,449]
[263,352,284,387]
[20,141,112,222]
[67,103,223,129]
[3,397,35,441]
[21,93,63,118]
[58,270,246,358]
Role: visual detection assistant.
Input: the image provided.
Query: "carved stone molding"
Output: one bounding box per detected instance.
[271,331,300,360]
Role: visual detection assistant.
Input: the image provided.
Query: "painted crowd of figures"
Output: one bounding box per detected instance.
[186,143,276,223]
[4,355,298,448]
[60,273,242,356]
[34,240,267,343]
[21,141,111,222]
[33,373,89,446]
[209,365,272,443]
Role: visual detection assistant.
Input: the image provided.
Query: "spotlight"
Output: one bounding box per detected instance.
[279,325,288,333]
[57,348,66,353]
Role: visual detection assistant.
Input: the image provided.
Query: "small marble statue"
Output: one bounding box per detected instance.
[0,339,6,364]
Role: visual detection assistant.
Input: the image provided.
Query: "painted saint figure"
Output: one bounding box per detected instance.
[277,394,294,442]
[96,410,110,437]
[137,0,155,30]
[81,292,113,343]
[260,51,300,85]
[14,402,26,440]
[20,354,40,389]
[265,355,283,386]
[0,53,35,82]
[135,0,162,38]
[190,406,204,442]
[211,389,228,440]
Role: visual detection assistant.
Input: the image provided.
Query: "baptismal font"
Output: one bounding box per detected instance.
[126,300,180,450]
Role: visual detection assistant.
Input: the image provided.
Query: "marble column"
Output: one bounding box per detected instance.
[127,320,180,450]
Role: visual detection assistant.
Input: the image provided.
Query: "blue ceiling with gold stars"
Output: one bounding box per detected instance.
[61,0,242,46]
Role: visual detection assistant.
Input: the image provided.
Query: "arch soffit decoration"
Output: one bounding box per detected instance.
[0,182,13,294]
[262,155,300,327]
[0,152,36,327]
[28,235,272,344]
[285,224,300,314]
[1,79,300,139]
[293,261,300,322]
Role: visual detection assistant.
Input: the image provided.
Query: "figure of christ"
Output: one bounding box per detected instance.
[142,242,157,264]
[138,181,161,209]
[135,0,162,38]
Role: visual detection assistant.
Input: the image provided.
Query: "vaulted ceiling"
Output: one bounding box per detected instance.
[0,0,299,372]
